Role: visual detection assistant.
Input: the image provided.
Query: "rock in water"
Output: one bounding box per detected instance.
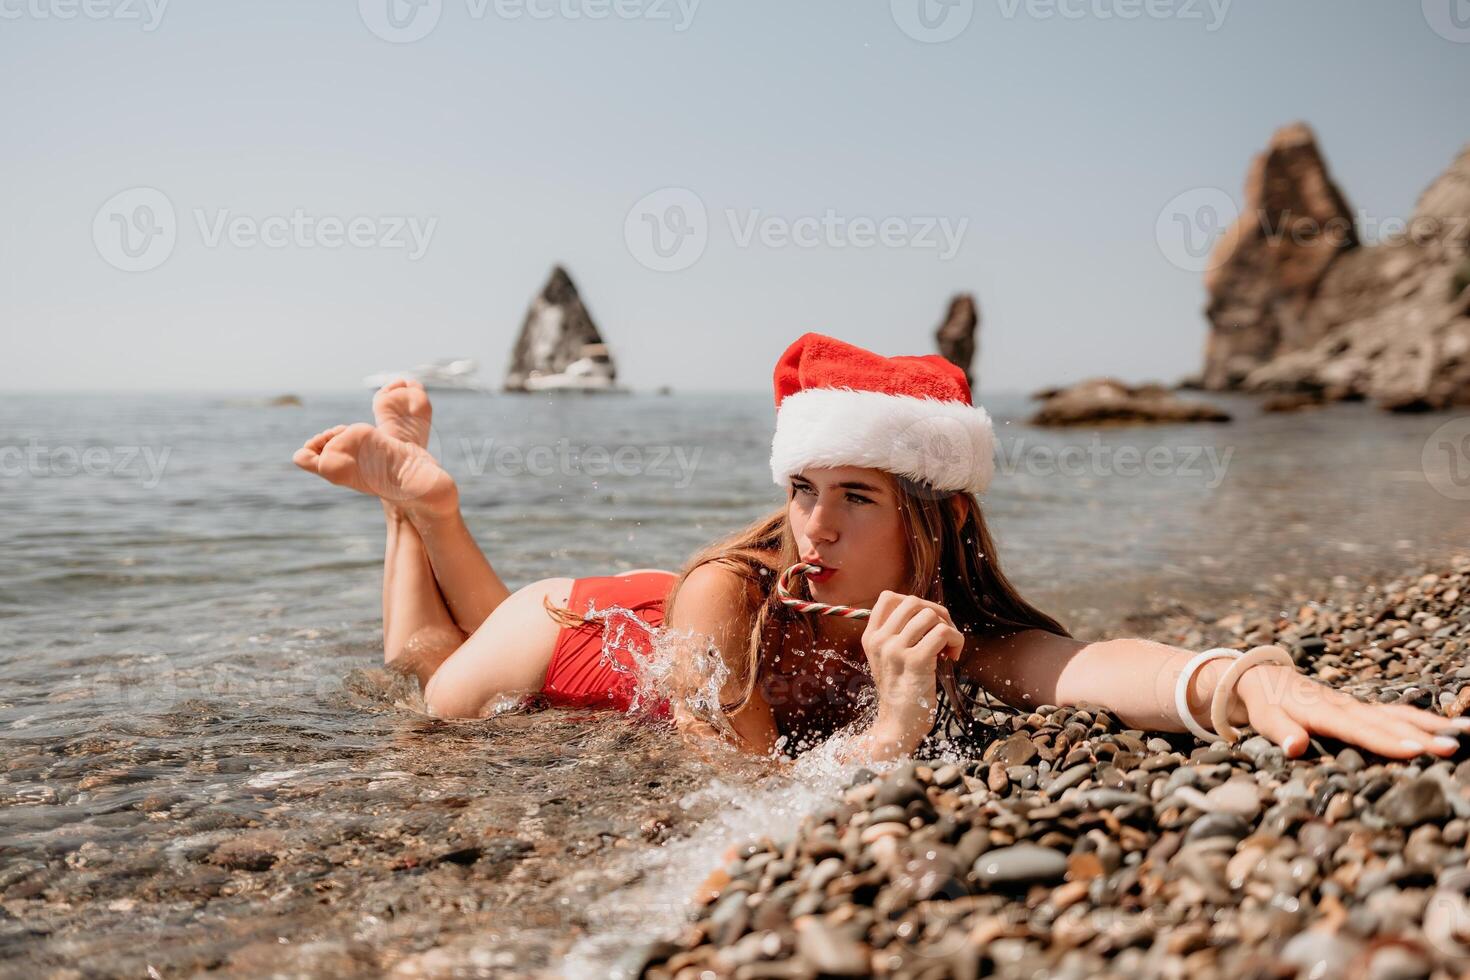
[1201,125,1470,412]
[934,293,979,390]
[1028,377,1231,427]
[503,265,617,392]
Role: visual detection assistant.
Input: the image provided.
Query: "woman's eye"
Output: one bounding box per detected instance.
[793,484,870,504]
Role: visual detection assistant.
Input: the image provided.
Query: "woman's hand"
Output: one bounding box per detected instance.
[1232,664,1470,759]
[859,591,966,753]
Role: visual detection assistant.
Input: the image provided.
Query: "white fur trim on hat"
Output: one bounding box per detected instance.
[769,387,996,496]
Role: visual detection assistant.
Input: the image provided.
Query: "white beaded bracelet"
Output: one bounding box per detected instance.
[1174,647,1242,742]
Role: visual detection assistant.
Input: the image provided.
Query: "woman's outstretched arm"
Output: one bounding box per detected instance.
[962,630,1470,760]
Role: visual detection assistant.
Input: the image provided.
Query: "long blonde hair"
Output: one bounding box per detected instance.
[662,473,1071,720]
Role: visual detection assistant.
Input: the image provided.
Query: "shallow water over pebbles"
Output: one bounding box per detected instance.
[4,390,1470,975]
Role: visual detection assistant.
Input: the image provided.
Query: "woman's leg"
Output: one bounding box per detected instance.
[294,419,560,715]
[366,379,512,636]
[381,502,466,688]
[296,422,468,687]
[420,576,574,718]
[403,502,511,637]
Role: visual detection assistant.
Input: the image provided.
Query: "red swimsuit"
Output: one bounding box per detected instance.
[540,570,676,715]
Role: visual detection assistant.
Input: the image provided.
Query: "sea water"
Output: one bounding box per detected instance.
[4,389,1469,974]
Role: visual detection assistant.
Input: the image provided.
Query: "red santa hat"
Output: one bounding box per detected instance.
[769,332,996,497]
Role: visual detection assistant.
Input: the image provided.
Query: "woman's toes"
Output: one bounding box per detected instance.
[293,425,351,473]
[306,425,347,449]
[317,423,377,485]
[292,446,320,471]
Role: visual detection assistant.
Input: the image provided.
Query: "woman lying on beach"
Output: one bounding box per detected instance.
[293,332,1470,764]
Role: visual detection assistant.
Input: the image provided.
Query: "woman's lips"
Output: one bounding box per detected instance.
[807,566,837,583]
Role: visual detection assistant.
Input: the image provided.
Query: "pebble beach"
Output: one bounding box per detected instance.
[631,554,1470,980]
[6,392,1470,977]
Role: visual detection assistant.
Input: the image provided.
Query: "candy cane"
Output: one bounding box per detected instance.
[776,562,870,619]
[778,561,972,725]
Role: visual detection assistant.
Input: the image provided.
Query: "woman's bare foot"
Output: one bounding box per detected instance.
[293,423,457,514]
[373,379,433,449]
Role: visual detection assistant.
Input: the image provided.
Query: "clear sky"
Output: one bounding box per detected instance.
[3,0,1466,395]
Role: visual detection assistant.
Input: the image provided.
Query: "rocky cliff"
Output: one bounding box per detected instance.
[1196,125,1470,412]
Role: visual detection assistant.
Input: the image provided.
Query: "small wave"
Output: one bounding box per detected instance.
[560,738,884,978]
[557,609,899,976]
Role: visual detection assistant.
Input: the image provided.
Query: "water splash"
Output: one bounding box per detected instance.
[558,724,897,979]
[578,602,732,731]
[555,606,917,975]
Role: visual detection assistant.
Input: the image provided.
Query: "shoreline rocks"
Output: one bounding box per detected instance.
[1029,377,1232,427]
[639,554,1470,979]
[6,553,1467,978]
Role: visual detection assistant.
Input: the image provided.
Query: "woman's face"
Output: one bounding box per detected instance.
[787,466,911,607]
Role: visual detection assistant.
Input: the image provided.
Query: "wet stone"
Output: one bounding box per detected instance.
[993,734,1039,767]
[874,778,924,809]
[1375,777,1451,827]
[868,805,908,826]
[1184,812,1250,843]
[1204,779,1263,820]
[794,919,868,976]
[207,833,283,872]
[932,764,961,788]
[972,844,1069,888]
[1046,764,1091,797]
